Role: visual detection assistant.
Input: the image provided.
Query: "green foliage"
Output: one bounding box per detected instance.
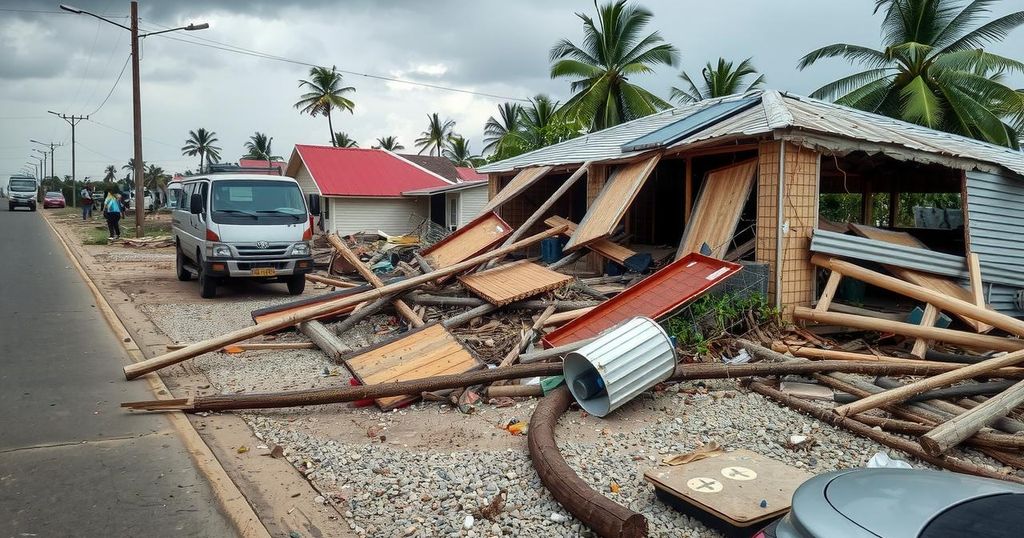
[667,292,777,354]
[671,57,766,103]
[443,136,485,167]
[181,128,222,171]
[484,95,585,162]
[295,66,356,146]
[819,192,961,226]
[332,132,359,148]
[415,113,456,156]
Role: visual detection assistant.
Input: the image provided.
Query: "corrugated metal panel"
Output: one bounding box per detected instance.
[987,284,1024,318]
[458,185,488,226]
[966,170,1024,292]
[811,230,968,279]
[329,197,427,236]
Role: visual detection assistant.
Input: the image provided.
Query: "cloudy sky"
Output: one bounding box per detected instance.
[2,0,1023,181]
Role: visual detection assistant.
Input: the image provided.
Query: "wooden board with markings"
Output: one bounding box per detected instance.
[420,211,512,270]
[343,324,480,410]
[459,259,573,306]
[644,449,813,530]
[676,159,758,259]
[564,154,661,252]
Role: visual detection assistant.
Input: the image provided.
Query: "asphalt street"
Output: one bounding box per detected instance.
[0,203,236,536]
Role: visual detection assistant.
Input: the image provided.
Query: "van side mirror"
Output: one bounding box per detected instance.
[307,194,321,216]
[189,193,203,215]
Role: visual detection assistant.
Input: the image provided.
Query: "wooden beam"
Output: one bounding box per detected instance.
[967,252,992,333]
[165,342,317,351]
[499,163,591,249]
[861,178,874,225]
[543,306,596,327]
[684,156,693,226]
[811,255,1024,337]
[326,233,424,327]
[832,348,1024,417]
[792,307,1024,353]
[769,342,1024,377]
[815,271,842,312]
[920,379,1024,455]
[910,304,941,358]
[122,225,568,380]
[298,320,350,361]
[305,274,358,288]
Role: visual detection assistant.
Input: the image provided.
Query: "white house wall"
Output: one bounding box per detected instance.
[293,164,320,195]
[458,185,489,227]
[329,197,429,236]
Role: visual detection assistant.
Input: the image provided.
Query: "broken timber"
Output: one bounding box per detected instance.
[545,216,638,266]
[675,159,758,259]
[920,378,1024,456]
[459,260,573,306]
[326,233,423,327]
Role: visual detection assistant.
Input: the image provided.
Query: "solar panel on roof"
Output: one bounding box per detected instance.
[620,95,762,152]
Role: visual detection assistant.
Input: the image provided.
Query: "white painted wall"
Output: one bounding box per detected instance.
[329,197,430,236]
[293,164,320,195]
[458,185,489,226]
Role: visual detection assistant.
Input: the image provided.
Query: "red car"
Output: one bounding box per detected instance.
[42,191,66,209]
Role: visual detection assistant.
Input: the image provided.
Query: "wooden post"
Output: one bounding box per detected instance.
[498,305,557,369]
[305,274,358,288]
[123,226,568,379]
[684,156,693,225]
[815,271,842,312]
[967,252,993,333]
[920,378,1024,456]
[500,163,590,249]
[326,233,423,327]
[910,304,940,358]
[861,179,873,225]
[793,307,1024,352]
[888,189,900,227]
[832,348,1024,417]
[298,320,350,360]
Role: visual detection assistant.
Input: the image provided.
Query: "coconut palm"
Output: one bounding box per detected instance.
[671,57,765,103]
[181,128,222,171]
[415,113,456,156]
[103,165,117,182]
[144,164,169,205]
[294,66,356,147]
[373,136,404,151]
[483,102,522,155]
[798,0,1024,148]
[243,132,281,161]
[332,132,359,148]
[550,0,678,131]
[443,136,484,167]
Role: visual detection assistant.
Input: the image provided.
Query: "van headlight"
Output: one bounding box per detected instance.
[292,242,310,256]
[211,244,232,257]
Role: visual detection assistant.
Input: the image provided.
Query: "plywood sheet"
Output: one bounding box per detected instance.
[564,154,661,252]
[420,211,512,269]
[543,253,741,348]
[545,216,636,264]
[644,449,813,527]
[676,159,758,259]
[849,223,988,332]
[481,166,553,213]
[459,260,573,306]
[344,324,480,410]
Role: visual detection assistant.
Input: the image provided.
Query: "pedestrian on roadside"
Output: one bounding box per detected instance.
[80,184,93,220]
[104,190,122,240]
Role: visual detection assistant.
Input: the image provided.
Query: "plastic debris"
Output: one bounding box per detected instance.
[866,452,912,469]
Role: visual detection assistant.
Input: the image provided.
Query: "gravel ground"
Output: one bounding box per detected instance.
[94,251,176,263]
[141,297,1016,537]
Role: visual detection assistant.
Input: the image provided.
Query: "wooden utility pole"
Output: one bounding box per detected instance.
[130,0,144,238]
[48,113,87,206]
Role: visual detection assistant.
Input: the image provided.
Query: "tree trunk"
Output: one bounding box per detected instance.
[327,109,336,147]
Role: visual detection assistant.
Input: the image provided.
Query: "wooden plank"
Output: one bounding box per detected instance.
[920,378,1024,456]
[420,211,512,270]
[545,216,636,264]
[815,271,842,313]
[481,166,553,213]
[327,234,423,327]
[298,320,351,361]
[967,252,993,332]
[459,260,572,306]
[910,304,940,358]
[564,154,661,252]
[676,159,758,259]
[849,223,989,333]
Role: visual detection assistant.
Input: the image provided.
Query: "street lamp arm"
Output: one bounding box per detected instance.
[140,22,209,38]
[59,4,132,31]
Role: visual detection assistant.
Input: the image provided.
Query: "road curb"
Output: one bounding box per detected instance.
[42,213,272,538]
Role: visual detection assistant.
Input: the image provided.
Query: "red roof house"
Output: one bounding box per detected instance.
[238,159,286,174]
[456,167,486,181]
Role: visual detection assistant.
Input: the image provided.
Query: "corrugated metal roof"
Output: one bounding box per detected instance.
[479,90,1024,178]
[285,145,450,197]
[966,170,1024,290]
[810,229,969,279]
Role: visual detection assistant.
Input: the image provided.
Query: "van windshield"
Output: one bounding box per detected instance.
[10,179,36,192]
[210,180,306,225]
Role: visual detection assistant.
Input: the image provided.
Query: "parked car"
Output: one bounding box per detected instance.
[7,176,38,211]
[42,191,66,209]
[758,468,1024,537]
[172,173,318,298]
[124,189,155,211]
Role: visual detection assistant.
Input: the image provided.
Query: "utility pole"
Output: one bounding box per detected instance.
[48,112,87,207]
[30,139,62,189]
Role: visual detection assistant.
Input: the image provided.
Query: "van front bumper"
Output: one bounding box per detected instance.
[202,257,315,278]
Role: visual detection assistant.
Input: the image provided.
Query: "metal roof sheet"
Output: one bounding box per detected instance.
[286,145,450,197]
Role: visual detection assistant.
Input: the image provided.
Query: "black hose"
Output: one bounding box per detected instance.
[924,349,993,364]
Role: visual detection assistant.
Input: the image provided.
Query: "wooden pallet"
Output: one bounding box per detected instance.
[343,324,480,410]
[459,260,573,306]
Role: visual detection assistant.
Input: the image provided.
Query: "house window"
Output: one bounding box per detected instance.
[448,195,459,231]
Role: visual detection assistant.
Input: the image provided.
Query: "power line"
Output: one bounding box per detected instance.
[86,54,131,116]
[86,117,179,149]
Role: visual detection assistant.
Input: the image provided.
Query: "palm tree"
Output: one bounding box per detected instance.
[103,165,117,182]
[415,113,456,156]
[243,132,281,161]
[144,164,169,206]
[671,57,765,103]
[483,102,522,155]
[332,132,359,148]
[550,0,679,131]
[181,128,222,171]
[294,65,356,147]
[374,136,404,151]
[443,136,485,167]
[798,0,1024,148]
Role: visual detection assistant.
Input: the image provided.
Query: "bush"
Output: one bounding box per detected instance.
[667,292,777,355]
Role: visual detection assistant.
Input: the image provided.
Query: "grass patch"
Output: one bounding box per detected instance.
[82,218,172,245]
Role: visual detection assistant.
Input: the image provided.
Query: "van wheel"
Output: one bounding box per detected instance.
[287,274,306,295]
[197,254,217,299]
[29,203,36,212]
[175,244,192,281]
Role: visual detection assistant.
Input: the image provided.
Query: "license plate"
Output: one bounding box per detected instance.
[251,267,276,277]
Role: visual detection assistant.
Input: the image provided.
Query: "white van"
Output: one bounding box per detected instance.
[171,173,320,298]
[7,176,38,211]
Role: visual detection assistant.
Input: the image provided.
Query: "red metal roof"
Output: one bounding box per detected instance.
[238,159,286,172]
[289,145,451,197]
[542,253,741,348]
[456,167,486,181]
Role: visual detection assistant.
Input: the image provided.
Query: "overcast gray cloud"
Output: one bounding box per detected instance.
[2,0,1022,180]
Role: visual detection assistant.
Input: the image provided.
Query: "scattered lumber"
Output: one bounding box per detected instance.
[769,343,1024,378]
[165,342,317,351]
[792,307,1024,352]
[564,154,660,252]
[326,233,423,327]
[250,284,370,325]
[298,320,350,361]
[542,307,595,327]
[545,215,638,266]
[482,166,552,214]
[919,378,1024,456]
[404,293,599,312]
[123,226,567,380]
[853,414,1024,451]
[491,163,590,258]
[419,211,512,270]
[305,273,358,288]
[459,260,572,306]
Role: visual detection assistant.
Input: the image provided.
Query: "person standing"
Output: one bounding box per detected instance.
[103,191,122,240]
[80,184,93,220]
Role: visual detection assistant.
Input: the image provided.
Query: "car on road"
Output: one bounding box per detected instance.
[758,468,1024,537]
[172,173,318,298]
[7,176,38,211]
[42,191,66,209]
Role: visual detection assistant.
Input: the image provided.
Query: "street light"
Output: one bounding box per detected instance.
[59,2,208,237]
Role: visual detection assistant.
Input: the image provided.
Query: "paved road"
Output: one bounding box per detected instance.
[0,204,236,536]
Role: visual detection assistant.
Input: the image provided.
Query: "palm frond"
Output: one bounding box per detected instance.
[899,75,943,127]
[798,43,890,70]
[941,10,1024,53]
[810,68,896,100]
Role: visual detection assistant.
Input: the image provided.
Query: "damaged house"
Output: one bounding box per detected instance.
[477,89,1024,320]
